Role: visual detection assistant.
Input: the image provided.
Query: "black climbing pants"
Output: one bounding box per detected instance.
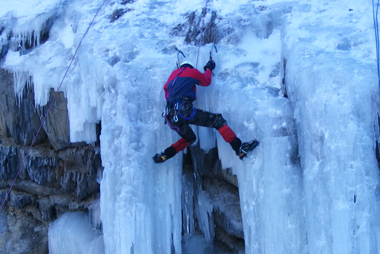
[163,100,241,159]
[166,100,230,145]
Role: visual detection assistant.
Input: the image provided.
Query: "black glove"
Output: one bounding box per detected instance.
[153,153,167,163]
[204,60,215,72]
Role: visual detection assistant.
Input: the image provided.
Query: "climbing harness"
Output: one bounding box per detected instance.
[171,100,197,123]
[163,98,197,134]
[163,96,197,119]
[0,0,110,211]
[178,101,196,121]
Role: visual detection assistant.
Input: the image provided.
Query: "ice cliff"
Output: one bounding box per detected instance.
[1,0,380,253]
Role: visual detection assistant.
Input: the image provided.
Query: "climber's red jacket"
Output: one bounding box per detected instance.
[164,67,212,103]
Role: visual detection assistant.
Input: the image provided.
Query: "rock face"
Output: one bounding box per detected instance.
[0,69,102,253]
[0,69,48,146]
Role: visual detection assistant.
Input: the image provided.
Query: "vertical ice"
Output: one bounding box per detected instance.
[283,0,380,252]
[212,2,307,253]
[100,59,183,253]
[98,1,189,253]
[1,0,380,253]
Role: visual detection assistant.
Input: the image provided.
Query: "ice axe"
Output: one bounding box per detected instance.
[175,47,186,69]
[209,43,217,76]
[209,42,217,61]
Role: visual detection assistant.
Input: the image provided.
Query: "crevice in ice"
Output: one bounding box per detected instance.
[281,57,288,98]
[181,145,245,253]
[376,115,380,171]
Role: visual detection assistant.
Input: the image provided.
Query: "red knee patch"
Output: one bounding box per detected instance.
[218,125,237,143]
[171,138,189,153]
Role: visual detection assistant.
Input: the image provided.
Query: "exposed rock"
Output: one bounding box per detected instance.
[38,89,71,151]
[214,224,245,253]
[0,142,20,180]
[0,69,47,146]
[58,147,101,200]
[0,68,103,253]
[9,191,36,209]
[0,134,101,199]
[0,30,9,61]
[0,207,48,254]
[38,198,57,222]
[171,10,220,46]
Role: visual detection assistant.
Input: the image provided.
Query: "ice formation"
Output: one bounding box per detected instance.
[1,0,380,253]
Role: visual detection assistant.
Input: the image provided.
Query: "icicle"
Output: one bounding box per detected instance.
[195,189,215,242]
[13,71,32,104]
[89,200,102,230]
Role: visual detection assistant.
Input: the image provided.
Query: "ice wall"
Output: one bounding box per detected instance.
[283,0,380,252]
[98,1,195,253]
[2,0,380,253]
[206,2,307,253]
[100,59,183,253]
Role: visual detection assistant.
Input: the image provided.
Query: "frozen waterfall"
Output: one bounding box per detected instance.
[1,0,380,253]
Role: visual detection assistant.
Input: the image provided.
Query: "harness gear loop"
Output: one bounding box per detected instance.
[163,98,197,129]
[178,102,197,121]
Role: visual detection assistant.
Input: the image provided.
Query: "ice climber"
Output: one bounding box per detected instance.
[153,59,259,163]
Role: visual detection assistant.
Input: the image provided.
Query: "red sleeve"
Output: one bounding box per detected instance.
[163,68,212,99]
[189,68,212,87]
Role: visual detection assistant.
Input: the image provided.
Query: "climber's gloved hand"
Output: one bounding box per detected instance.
[153,153,167,163]
[204,60,215,72]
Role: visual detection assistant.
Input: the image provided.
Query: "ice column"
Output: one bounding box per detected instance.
[283,0,380,251]
[100,62,182,254]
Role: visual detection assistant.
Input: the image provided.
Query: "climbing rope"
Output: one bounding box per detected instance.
[0,0,109,211]
[195,0,209,69]
[373,0,380,96]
